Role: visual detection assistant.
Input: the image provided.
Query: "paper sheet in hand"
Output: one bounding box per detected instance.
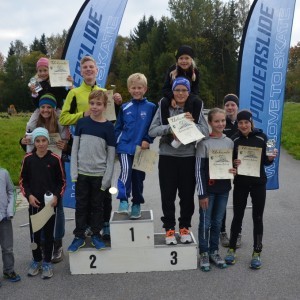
[49,59,72,87]
[168,113,205,145]
[48,133,62,157]
[237,146,262,177]
[132,146,158,173]
[209,149,233,179]
[103,90,116,121]
[30,203,55,233]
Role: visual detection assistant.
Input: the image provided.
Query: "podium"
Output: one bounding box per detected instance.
[69,210,198,274]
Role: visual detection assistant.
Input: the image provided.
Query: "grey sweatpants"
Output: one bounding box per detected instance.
[0,219,15,273]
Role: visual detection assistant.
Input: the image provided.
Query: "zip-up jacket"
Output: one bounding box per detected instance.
[19,150,66,202]
[232,128,273,185]
[196,134,234,199]
[223,116,238,138]
[59,81,106,125]
[115,98,157,155]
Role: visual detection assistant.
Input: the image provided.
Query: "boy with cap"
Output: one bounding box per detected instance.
[149,77,208,245]
[0,167,21,286]
[224,110,277,269]
[220,93,242,247]
[20,127,66,279]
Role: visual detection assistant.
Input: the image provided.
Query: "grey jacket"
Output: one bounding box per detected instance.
[0,168,16,221]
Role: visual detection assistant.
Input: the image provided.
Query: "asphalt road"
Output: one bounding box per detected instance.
[1,140,300,300]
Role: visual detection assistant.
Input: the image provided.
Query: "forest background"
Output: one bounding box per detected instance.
[0,0,300,112]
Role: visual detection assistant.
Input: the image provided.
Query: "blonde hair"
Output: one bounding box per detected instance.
[80,56,96,66]
[127,73,147,88]
[89,90,108,107]
[37,108,58,133]
[170,59,197,82]
[208,108,226,123]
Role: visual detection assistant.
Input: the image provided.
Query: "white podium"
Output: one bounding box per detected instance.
[69,210,198,274]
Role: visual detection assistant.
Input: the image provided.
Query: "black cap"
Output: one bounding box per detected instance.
[224,94,239,107]
[175,45,194,60]
[237,110,252,122]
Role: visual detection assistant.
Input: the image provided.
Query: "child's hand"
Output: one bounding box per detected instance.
[51,196,58,207]
[141,141,149,150]
[234,159,241,168]
[56,140,67,151]
[21,136,32,145]
[67,75,74,89]
[171,99,176,108]
[29,84,38,95]
[199,198,209,210]
[229,168,237,176]
[83,109,91,117]
[29,195,40,208]
[185,112,194,122]
[267,148,278,161]
[113,93,122,106]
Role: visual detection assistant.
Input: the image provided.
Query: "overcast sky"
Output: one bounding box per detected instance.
[0,0,299,57]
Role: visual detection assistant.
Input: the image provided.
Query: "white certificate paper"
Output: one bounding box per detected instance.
[48,133,62,157]
[30,203,55,233]
[237,146,262,177]
[132,146,158,173]
[168,113,205,145]
[49,59,72,87]
[209,149,233,179]
[103,90,116,121]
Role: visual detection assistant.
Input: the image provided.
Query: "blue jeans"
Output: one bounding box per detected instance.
[198,192,229,254]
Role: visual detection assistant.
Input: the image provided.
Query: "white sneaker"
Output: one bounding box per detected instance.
[209,250,227,269]
[179,228,192,243]
[165,229,177,245]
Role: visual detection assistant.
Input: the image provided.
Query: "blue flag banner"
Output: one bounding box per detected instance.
[62,0,128,208]
[62,0,128,88]
[238,0,296,189]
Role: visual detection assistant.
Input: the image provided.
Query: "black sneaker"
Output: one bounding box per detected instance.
[3,271,21,282]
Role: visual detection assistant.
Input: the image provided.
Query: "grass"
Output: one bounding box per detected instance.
[0,103,299,185]
[0,113,29,185]
[281,102,300,159]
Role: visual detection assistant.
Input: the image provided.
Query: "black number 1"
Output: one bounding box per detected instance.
[90,254,96,268]
[170,251,178,265]
[130,227,135,242]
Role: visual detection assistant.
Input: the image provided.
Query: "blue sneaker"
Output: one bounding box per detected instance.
[91,235,106,250]
[67,237,85,253]
[102,222,110,241]
[3,271,21,282]
[225,248,236,265]
[250,251,262,269]
[130,204,141,219]
[41,262,53,279]
[27,260,42,276]
[118,200,129,214]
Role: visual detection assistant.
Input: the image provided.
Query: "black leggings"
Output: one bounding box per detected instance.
[229,183,266,252]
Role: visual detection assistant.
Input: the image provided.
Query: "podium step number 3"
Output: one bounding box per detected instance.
[69,210,198,274]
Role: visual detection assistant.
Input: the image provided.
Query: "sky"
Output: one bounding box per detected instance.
[0,0,299,57]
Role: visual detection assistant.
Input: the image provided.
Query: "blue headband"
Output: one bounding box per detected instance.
[172,77,191,92]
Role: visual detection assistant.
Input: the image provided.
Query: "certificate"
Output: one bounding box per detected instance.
[48,133,62,157]
[167,113,205,145]
[49,59,72,87]
[132,146,158,173]
[30,203,55,233]
[103,90,116,121]
[209,149,233,179]
[237,146,262,177]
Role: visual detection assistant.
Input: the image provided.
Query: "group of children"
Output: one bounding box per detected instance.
[0,45,278,286]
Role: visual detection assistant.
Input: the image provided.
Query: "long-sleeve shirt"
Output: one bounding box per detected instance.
[71,117,116,190]
[19,151,66,202]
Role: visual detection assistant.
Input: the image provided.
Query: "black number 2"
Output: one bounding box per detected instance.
[90,254,96,268]
[170,251,178,265]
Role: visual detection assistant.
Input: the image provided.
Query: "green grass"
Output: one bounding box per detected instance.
[0,113,29,185]
[0,103,299,185]
[281,102,300,159]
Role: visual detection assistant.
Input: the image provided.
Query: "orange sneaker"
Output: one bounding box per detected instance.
[179,227,192,244]
[165,229,177,245]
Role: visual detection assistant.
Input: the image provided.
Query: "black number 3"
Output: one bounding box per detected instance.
[170,251,178,265]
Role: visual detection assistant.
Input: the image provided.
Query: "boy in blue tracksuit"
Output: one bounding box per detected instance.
[115,73,157,219]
